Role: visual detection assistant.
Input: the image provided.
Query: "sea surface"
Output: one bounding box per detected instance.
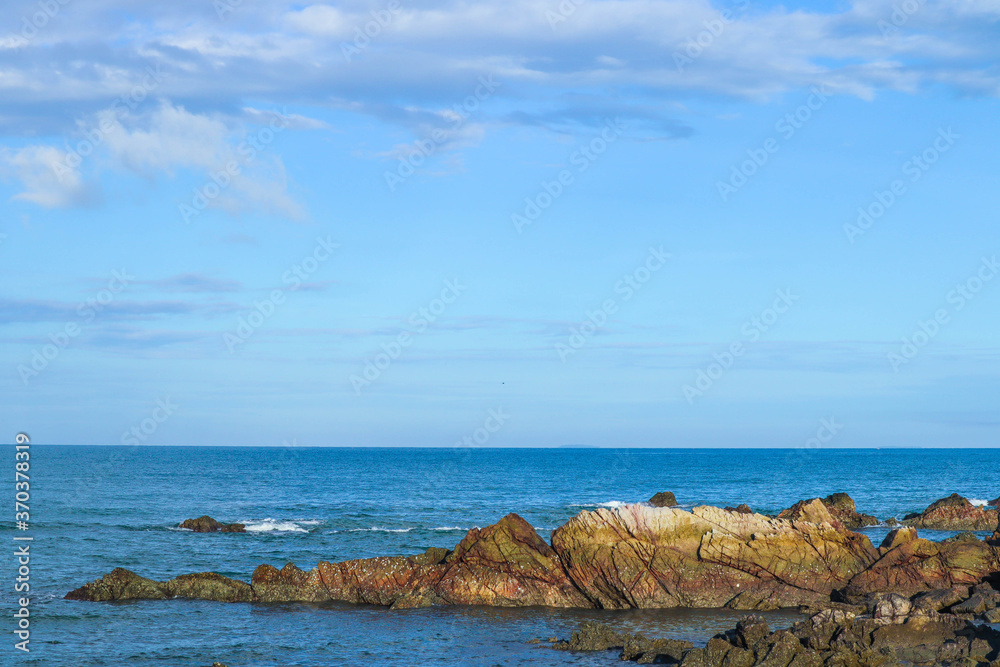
[3,446,999,666]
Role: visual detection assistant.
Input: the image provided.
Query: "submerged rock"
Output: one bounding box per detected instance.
[179,516,246,533]
[649,491,678,507]
[903,494,1000,531]
[778,493,879,530]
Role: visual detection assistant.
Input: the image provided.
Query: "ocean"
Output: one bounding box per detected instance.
[5,446,999,666]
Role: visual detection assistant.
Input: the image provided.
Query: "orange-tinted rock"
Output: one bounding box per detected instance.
[434,513,589,607]
[551,504,878,609]
[903,494,1000,531]
[778,493,878,530]
[844,536,1000,601]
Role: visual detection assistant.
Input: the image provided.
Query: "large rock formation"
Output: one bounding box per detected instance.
[179,516,246,533]
[67,503,1000,613]
[69,514,588,608]
[778,493,879,530]
[904,495,1000,532]
[844,533,1000,602]
[551,504,879,610]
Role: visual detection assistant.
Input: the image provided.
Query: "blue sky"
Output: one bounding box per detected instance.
[1,0,998,447]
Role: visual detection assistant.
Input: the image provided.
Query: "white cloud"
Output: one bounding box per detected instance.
[0,146,94,208]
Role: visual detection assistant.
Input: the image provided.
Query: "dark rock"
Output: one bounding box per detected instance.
[911,587,967,612]
[903,494,1000,531]
[724,504,753,515]
[560,607,1000,665]
[989,497,1000,508]
[179,516,246,533]
[552,622,626,651]
[649,491,678,507]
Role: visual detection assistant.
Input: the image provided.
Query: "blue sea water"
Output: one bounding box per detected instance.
[3,446,999,666]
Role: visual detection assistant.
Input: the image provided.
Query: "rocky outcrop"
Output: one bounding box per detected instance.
[724,504,754,514]
[179,516,246,533]
[65,567,253,602]
[550,504,879,610]
[844,532,1000,602]
[649,491,678,507]
[904,495,1000,532]
[778,493,879,530]
[68,513,588,608]
[68,504,1000,613]
[555,604,1000,666]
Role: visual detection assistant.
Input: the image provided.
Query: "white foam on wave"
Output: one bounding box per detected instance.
[348,527,413,533]
[241,518,310,533]
[432,526,467,531]
[569,501,628,508]
[969,499,989,507]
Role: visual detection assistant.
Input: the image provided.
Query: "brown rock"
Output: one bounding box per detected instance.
[903,494,1000,531]
[551,504,878,609]
[879,526,918,550]
[844,535,1000,601]
[179,516,246,533]
[434,513,590,607]
[778,493,878,530]
[723,504,753,514]
[648,491,678,507]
